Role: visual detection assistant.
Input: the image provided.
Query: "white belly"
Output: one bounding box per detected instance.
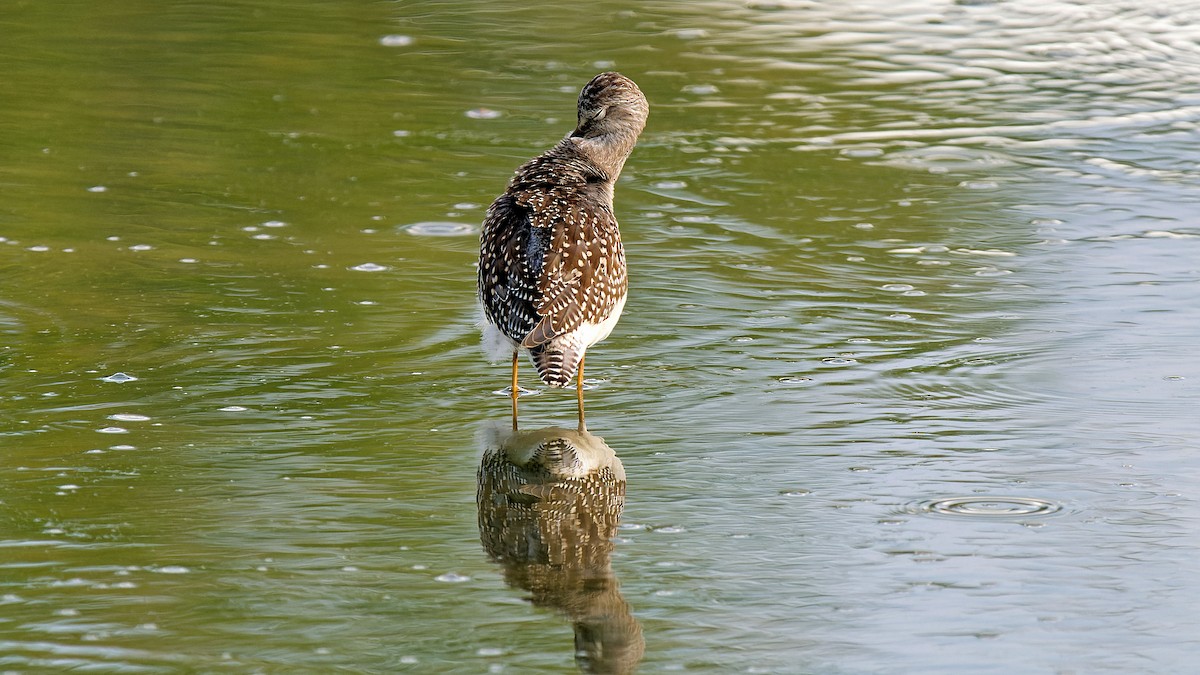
[572,294,626,351]
[479,306,518,363]
[479,293,626,365]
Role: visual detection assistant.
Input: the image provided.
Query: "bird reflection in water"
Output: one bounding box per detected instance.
[477,423,644,674]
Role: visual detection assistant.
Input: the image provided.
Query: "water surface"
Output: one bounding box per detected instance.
[3,0,1199,672]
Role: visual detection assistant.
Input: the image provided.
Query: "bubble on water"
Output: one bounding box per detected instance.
[822,357,857,365]
[453,202,480,210]
[912,496,1063,519]
[179,258,198,264]
[973,267,1013,277]
[1164,375,1185,381]
[87,185,108,193]
[219,406,248,412]
[853,222,874,230]
[780,488,811,496]
[58,484,80,491]
[777,376,812,384]
[841,147,884,158]
[154,566,191,574]
[379,34,413,47]
[129,244,153,251]
[350,263,389,272]
[97,426,128,434]
[434,572,470,583]
[400,656,419,665]
[260,220,287,228]
[1143,230,1199,239]
[110,444,136,451]
[403,221,475,236]
[888,313,912,321]
[652,525,687,534]
[881,283,914,292]
[672,28,708,40]
[652,180,688,189]
[731,336,754,343]
[108,413,150,422]
[28,245,50,252]
[683,83,719,95]
[956,248,1016,257]
[465,108,501,120]
[252,233,275,240]
[847,337,872,344]
[959,180,999,190]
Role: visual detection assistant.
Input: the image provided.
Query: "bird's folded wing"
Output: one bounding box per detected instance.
[479,195,542,342]
[522,200,624,349]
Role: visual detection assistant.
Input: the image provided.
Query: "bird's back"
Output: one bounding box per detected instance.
[478,71,647,389]
[479,144,628,387]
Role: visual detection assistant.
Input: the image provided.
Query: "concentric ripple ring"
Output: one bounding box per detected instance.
[915,496,1063,519]
[403,221,475,236]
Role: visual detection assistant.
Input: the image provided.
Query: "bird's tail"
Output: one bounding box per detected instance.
[529,342,584,388]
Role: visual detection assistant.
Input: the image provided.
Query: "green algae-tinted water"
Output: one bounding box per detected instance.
[3,1,1199,672]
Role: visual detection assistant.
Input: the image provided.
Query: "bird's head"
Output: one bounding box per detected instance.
[570,72,648,176]
[572,72,648,143]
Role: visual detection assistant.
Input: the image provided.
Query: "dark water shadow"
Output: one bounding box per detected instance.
[476,423,644,674]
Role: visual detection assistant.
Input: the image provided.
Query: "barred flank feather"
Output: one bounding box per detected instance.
[530,344,579,388]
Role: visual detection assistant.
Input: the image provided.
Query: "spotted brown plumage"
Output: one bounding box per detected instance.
[479,72,648,416]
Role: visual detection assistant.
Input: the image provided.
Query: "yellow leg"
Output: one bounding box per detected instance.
[576,354,586,431]
[510,351,519,431]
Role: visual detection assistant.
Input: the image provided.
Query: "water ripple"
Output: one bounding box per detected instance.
[908,496,1064,519]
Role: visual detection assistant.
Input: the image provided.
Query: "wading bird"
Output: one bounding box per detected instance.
[478,72,648,430]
